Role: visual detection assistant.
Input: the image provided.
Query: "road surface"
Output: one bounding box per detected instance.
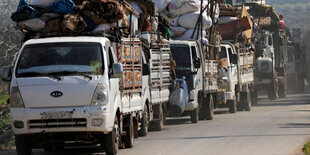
[2,92,310,155]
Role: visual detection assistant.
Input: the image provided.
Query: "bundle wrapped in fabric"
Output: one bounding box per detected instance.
[177,11,212,29]
[152,0,170,12]
[168,0,200,17]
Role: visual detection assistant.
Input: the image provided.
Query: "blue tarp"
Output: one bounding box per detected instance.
[49,0,75,15]
[11,0,40,22]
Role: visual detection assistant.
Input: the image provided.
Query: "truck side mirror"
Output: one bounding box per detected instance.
[193,57,201,69]
[231,54,238,64]
[142,64,150,75]
[0,66,12,81]
[112,63,123,78]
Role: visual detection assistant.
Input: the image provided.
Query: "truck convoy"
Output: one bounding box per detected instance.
[0,0,296,154]
[247,3,289,102]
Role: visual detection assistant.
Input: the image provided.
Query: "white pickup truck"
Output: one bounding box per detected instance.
[0,36,150,155]
[217,41,254,112]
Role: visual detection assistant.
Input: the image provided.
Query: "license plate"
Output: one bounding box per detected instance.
[41,111,73,119]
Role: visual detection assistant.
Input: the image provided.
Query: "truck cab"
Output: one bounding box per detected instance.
[1,36,147,154]
[169,40,203,123]
[218,41,254,112]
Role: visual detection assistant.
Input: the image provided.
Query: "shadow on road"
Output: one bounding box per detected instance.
[279,123,310,128]
[142,133,310,141]
[253,94,310,107]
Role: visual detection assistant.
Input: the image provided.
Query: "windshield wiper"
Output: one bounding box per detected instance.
[48,71,92,80]
[17,72,44,77]
[17,72,62,81]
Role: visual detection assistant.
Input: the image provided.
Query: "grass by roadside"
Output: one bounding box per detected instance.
[303,141,310,155]
[0,94,14,150]
[0,94,9,105]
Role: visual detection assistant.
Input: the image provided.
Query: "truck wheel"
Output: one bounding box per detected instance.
[297,77,305,93]
[205,94,214,120]
[16,135,32,155]
[153,104,164,131]
[190,107,199,123]
[124,114,134,148]
[268,79,278,100]
[278,84,287,98]
[138,104,148,137]
[251,88,258,105]
[237,92,244,111]
[103,116,120,155]
[243,88,251,111]
[228,100,237,113]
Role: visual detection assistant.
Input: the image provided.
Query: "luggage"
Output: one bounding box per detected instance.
[178,11,212,29]
[152,0,170,12]
[18,18,46,32]
[170,26,187,38]
[28,0,60,8]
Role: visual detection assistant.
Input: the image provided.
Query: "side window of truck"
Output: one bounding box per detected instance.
[228,48,233,64]
[108,47,115,77]
[191,46,197,59]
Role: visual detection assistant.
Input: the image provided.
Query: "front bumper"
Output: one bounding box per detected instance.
[11,106,113,135]
[184,101,198,111]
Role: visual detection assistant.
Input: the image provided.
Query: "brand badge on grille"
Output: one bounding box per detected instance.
[51,91,63,98]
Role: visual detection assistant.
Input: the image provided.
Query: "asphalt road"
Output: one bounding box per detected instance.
[2,92,310,155]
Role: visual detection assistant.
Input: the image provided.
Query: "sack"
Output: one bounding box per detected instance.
[82,15,96,32]
[218,16,237,25]
[129,2,143,14]
[41,18,62,33]
[18,18,46,32]
[174,29,206,40]
[49,0,75,15]
[170,26,187,37]
[40,13,61,22]
[62,13,87,34]
[28,0,60,8]
[11,0,40,22]
[152,0,170,12]
[178,11,212,29]
[93,23,115,32]
[169,17,179,27]
[168,1,200,17]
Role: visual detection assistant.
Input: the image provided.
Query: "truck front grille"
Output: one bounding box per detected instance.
[28,118,87,129]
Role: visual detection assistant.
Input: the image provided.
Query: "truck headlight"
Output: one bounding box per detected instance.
[10,86,24,108]
[189,90,195,101]
[92,83,108,106]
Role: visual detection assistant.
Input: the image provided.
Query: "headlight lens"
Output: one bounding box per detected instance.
[10,86,24,108]
[189,90,195,101]
[92,83,108,106]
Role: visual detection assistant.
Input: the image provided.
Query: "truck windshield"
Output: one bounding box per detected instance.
[170,44,191,67]
[16,42,104,78]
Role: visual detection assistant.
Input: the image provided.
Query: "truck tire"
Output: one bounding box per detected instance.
[205,94,214,120]
[153,104,164,131]
[124,114,134,148]
[243,88,251,111]
[16,135,32,155]
[268,79,278,100]
[278,84,287,98]
[103,116,120,155]
[228,100,237,113]
[297,76,305,93]
[190,107,199,123]
[138,104,148,137]
[251,88,258,105]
